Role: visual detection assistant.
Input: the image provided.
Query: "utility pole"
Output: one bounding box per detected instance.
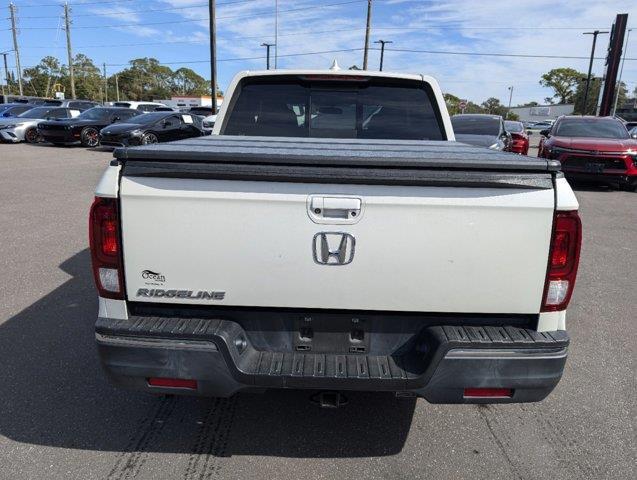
[582,30,608,115]
[9,3,23,95]
[1,52,9,95]
[274,0,278,69]
[208,0,218,114]
[115,75,120,101]
[103,63,108,103]
[261,43,275,70]
[373,39,392,71]
[63,2,76,99]
[506,86,514,119]
[362,0,372,70]
[612,28,632,116]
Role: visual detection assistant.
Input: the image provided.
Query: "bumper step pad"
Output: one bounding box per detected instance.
[96,316,569,392]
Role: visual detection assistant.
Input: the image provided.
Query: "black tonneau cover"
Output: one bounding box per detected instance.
[115,136,559,189]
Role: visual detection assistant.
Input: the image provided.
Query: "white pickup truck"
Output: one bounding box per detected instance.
[90,69,581,404]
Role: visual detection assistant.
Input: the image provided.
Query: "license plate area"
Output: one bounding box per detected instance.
[294,316,371,354]
[586,162,605,173]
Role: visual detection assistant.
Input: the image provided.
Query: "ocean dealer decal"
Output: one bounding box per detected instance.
[136,288,226,300]
[142,270,165,283]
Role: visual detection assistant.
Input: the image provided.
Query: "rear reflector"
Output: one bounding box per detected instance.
[464,388,513,398]
[541,211,582,312]
[147,378,198,390]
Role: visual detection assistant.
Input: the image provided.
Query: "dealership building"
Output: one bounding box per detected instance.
[509,104,574,122]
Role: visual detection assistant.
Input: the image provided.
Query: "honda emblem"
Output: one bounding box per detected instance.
[312,232,355,266]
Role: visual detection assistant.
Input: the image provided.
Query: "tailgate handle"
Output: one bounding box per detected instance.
[310,196,361,221]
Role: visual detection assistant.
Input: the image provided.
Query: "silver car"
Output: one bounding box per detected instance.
[0,106,80,143]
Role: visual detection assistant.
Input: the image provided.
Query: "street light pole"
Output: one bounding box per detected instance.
[1,51,10,95]
[208,0,218,114]
[362,0,372,70]
[373,39,392,71]
[261,43,275,70]
[506,86,514,119]
[612,28,632,116]
[274,0,278,69]
[582,30,608,115]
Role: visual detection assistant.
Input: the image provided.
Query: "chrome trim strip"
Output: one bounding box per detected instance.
[95,332,218,351]
[445,347,567,360]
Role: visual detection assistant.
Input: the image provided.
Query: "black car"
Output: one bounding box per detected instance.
[99,111,204,147]
[1,103,35,118]
[38,107,140,147]
[188,106,215,116]
[451,114,512,151]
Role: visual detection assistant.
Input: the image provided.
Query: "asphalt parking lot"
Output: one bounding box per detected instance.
[0,143,635,480]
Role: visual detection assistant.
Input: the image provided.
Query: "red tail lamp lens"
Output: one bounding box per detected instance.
[541,211,582,312]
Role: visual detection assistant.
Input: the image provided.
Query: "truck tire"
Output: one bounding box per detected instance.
[81,127,100,147]
[142,132,158,145]
[24,128,40,144]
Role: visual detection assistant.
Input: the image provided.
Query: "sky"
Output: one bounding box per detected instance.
[1,0,636,105]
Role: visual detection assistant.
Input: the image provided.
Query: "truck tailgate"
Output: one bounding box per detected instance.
[119,176,554,314]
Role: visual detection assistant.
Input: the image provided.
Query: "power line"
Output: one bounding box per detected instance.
[15,0,259,19]
[384,47,637,61]
[11,0,365,27]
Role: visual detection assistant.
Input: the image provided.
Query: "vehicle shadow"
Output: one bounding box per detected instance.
[0,249,414,458]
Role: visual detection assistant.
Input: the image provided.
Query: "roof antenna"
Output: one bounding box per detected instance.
[329,59,341,71]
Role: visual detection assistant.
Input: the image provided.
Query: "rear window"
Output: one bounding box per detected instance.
[452,115,501,136]
[222,76,445,140]
[504,121,524,133]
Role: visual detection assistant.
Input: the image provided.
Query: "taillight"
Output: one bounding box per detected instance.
[89,197,123,299]
[541,211,582,312]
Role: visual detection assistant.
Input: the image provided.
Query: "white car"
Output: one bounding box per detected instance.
[111,101,169,112]
[0,106,80,143]
[91,69,580,406]
[201,114,216,133]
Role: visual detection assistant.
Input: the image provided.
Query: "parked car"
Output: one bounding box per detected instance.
[629,126,637,138]
[201,114,216,134]
[0,106,80,143]
[0,103,34,118]
[529,120,554,131]
[538,115,637,190]
[188,106,215,117]
[624,121,637,131]
[92,69,580,405]
[40,99,99,111]
[451,114,512,150]
[38,107,140,147]
[99,111,204,146]
[112,101,168,112]
[504,120,530,155]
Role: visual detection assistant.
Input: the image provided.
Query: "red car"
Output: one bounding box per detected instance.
[504,120,529,155]
[538,116,637,191]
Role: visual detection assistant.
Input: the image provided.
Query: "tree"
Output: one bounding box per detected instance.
[171,68,209,96]
[481,97,503,114]
[115,58,174,101]
[22,56,66,97]
[573,77,601,115]
[69,54,102,100]
[539,68,584,104]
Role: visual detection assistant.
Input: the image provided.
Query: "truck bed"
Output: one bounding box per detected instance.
[113,136,560,190]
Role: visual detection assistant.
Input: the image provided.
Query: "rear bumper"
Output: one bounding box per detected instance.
[96,315,569,404]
